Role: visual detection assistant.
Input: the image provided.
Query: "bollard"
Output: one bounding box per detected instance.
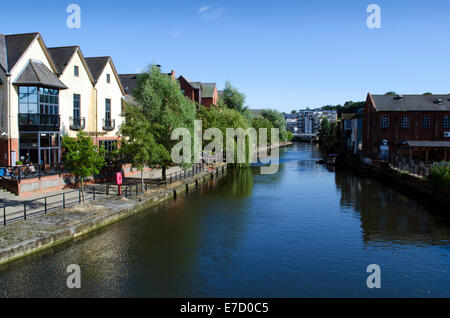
[3,206,6,226]
[24,202,27,220]
[45,197,47,214]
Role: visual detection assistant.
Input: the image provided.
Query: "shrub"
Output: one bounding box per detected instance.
[426,161,450,190]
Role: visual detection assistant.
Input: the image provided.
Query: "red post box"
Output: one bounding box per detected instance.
[116,172,123,195]
[116,172,123,185]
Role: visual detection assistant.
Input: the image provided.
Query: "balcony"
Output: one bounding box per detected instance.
[69,116,86,131]
[103,118,115,131]
[18,114,60,131]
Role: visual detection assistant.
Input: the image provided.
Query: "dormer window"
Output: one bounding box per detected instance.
[106,74,111,83]
[74,65,79,77]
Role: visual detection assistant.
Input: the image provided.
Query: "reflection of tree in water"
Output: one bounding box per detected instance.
[218,168,254,198]
[335,172,450,247]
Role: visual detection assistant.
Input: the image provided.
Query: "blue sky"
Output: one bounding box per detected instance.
[2,0,450,112]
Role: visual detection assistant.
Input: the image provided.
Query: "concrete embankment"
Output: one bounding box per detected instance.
[0,164,228,266]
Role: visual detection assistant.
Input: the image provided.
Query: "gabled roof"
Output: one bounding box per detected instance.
[119,73,138,95]
[190,81,201,89]
[2,32,59,75]
[48,46,94,83]
[85,56,125,95]
[47,46,78,74]
[13,60,67,89]
[4,33,38,72]
[0,34,7,73]
[370,94,450,111]
[85,56,110,82]
[201,83,217,98]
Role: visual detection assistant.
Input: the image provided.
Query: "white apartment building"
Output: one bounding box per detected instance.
[0,33,125,166]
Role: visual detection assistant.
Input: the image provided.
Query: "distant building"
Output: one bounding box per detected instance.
[285,110,337,134]
[363,93,450,162]
[178,76,218,107]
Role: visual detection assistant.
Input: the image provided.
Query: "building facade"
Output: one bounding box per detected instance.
[363,93,450,162]
[0,33,125,167]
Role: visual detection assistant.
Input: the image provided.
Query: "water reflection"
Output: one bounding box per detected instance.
[335,172,450,247]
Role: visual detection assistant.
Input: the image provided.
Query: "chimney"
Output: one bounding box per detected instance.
[170,70,175,80]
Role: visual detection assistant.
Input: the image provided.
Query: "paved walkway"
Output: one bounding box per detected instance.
[0,166,185,225]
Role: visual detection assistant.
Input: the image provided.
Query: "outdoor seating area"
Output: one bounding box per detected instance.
[0,163,63,181]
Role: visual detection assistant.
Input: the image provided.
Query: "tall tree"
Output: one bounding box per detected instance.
[221,81,247,113]
[261,109,288,142]
[62,131,106,202]
[132,65,197,179]
[119,102,166,188]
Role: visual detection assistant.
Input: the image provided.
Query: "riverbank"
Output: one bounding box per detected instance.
[350,160,450,211]
[0,163,228,266]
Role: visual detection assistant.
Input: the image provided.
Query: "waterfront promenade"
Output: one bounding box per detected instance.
[0,166,184,224]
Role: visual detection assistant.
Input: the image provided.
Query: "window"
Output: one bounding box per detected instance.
[401,115,410,129]
[444,116,450,129]
[106,74,110,83]
[99,140,117,152]
[105,99,111,121]
[73,94,80,118]
[380,115,389,128]
[19,86,59,126]
[74,65,79,77]
[19,86,38,114]
[421,115,430,129]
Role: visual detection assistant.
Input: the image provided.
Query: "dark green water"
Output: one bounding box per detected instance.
[0,143,449,297]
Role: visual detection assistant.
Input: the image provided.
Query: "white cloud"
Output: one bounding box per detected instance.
[198,6,223,20]
[198,6,211,13]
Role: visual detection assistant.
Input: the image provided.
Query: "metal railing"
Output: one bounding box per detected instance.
[0,163,214,226]
[390,154,433,177]
[0,163,64,181]
[102,118,115,131]
[18,113,60,130]
[0,163,122,182]
[69,116,86,130]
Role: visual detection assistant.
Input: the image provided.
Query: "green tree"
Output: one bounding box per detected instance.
[197,105,252,167]
[423,92,433,96]
[385,91,397,96]
[251,117,274,144]
[119,102,166,188]
[222,81,247,113]
[133,65,197,179]
[62,131,106,202]
[261,109,288,142]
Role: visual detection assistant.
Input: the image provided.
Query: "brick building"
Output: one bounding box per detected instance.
[363,93,450,162]
[178,76,218,107]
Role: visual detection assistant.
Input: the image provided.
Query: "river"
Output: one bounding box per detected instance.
[0,143,449,297]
